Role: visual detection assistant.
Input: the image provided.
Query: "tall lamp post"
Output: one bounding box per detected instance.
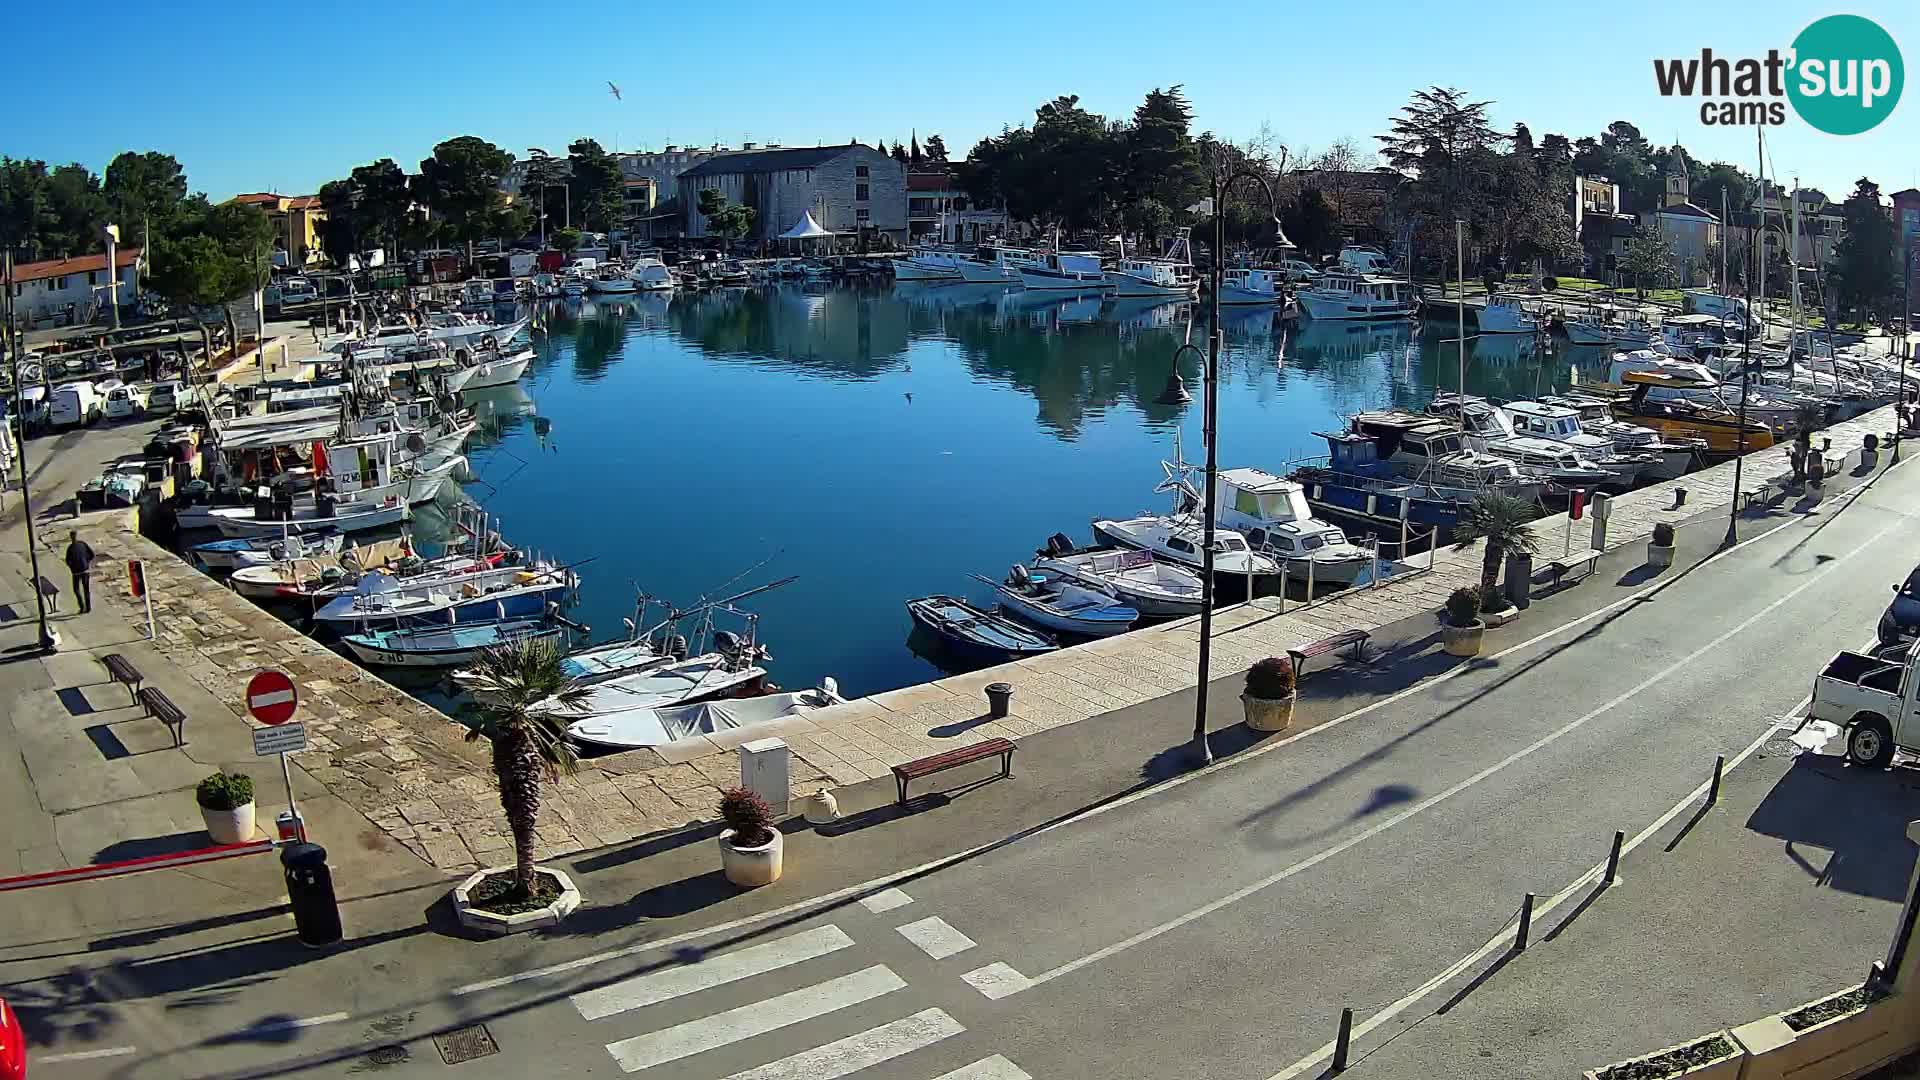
[1156,161,1291,767]
[3,253,59,652]
[101,224,121,330]
[1899,242,1913,464]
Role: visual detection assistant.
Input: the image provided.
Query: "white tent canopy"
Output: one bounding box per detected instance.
[777,212,835,240]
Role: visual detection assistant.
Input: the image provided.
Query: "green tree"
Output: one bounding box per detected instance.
[1690,162,1756,221]
[1485,148,1578,272]
[314,179,362,267]
[351,158,413,260]
[1621,220,1679,296]
[0,158,51,258]
[1377,87,1505,275]
[414,135,514,262]
[1831,177,1900,324]
[923,133,949,164]
[1282,188,1340,259]
[524,151,572,234]
[103,151,188,247]
[1453,493,1540,611]
[1119,86,1202,241]
[39,164,108,260]
[458,638,589,897]
[697,188,755,251]
[890,141,909,164]
[553,227,582,257]
[566,138,623,232]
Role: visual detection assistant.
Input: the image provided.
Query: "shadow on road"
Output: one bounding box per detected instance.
[1744,754,1920,903]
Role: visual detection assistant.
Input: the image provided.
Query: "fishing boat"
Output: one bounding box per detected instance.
[193,528,344,571]
[445,348,533,393]
[1090,513,1283,592]
[587,266,640,294]
[568,682,845,751]
[1205,467,1382,587]
[980,567,1137,638]
[1427,394,1625,489]
[211,494,412,538]
[1019,252,1108,291]
[891,246,966,282]
[1216,267,1285,306]
[1295,269,1418,320]
[341,618,563,668]
[312,561,576,631]
[1477,293,1544,334]
[906,595,1056,663]
[1032,536,1205,617]
[1104,230,1197,299]
[956,245,1039,284]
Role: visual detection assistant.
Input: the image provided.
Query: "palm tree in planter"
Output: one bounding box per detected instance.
[460,637,589,901]
[1241,656,1297,732]
[1452,493,1540,617]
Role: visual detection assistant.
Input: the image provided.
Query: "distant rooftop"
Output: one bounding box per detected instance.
[12,247,142,284]
[680,144,866,178]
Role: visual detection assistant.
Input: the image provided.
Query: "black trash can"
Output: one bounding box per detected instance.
[1505,552,1533,611]
[281,842,343,947]
[985,682,1014,719]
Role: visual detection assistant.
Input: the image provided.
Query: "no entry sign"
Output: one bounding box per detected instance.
[246,669,298,725]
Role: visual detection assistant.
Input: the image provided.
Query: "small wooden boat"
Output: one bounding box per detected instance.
[978,568,1137,638]
[1033,536,1205,618]
[568,682,844,751]
[194,529,344,571]
[905,595,1056,662]
[341,618,562,668]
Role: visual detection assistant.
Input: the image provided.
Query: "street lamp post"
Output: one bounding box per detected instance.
[102,224,121,330]
[1179,163,1291,768]
[1899,243,1913,464]
[3,252,59,653]
[1721,306,1753,549]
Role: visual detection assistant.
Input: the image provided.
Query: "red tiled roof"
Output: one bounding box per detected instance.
[11,248,143,284]
[284,195,321,210]
[232,192,321,211]
[232,192,282,205]
[907,173,954,192]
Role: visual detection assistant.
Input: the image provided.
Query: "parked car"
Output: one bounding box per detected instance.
[0,996,24,1080]
[1277,259,1322,283]
[280,277,318,304]
[147,380,188,415]
[48,382,103,428]
[1810,640,1920,767]
[104,382,151,421]
[1876,567,1920,645]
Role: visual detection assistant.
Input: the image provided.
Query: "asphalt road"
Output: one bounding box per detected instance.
[12,454,1918,1080]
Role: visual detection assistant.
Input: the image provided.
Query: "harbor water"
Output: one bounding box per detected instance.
[457,283,1612,698]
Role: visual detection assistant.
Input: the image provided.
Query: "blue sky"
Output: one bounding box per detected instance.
[13,0,1916,202]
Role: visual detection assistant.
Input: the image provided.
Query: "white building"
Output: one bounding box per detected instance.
[678,144,906,244]
[8,248,142,326]
[907,172,1012,243]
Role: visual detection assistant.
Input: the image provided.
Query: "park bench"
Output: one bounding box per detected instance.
[1286,629,1372,677]
[100,653,144,703]
[35,575,59,613]
[136,686,187,748]
[1545,548,1603,587]
[892,737,1016,806]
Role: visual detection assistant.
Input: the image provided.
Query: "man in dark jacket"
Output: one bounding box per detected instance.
[63,531,95,613]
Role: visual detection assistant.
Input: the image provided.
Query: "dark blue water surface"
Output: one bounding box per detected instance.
[456,284,1609,698]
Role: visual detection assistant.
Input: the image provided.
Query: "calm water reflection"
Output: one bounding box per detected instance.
[460,286,1608,697]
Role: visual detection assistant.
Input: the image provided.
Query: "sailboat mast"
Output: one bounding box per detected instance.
[1756,126,1767,341]
[1455,219,1467,396]
[1790,178,1802,333]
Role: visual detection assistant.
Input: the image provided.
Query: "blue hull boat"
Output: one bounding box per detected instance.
[340,618,562,668]
[906,595,1056,663]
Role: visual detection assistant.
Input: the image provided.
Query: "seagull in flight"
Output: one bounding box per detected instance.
[607,81,622,101]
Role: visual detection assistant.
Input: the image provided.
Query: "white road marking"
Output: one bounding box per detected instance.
[933,1055,1036,1079]
[1014,516,1902,995]
[717,1007,963,1080]
[896,915,976,960]
[603,965,906,1073]
[1264,695,1815,1080]
[454,477,1894,999]
[572,926,855,1020]
[242,1013,347,1033]
[36,1046,139,1064]
[960,962,1032,1000]
[858,887,914,913]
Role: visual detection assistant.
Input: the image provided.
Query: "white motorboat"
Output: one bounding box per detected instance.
[1296,270,1418,320]
[1207,467,1380,587]
[452,634,668,701]
[541,652,770,724]
[1019,252,1108,291]
[1339,411,1549,504]
[1217,267,1285,306]
[193,528,344,571]
[1427,394,1627,489]
[1032,537,1204,618]
[1477,293,1543,334]
[628,258,677,291]
[1105,231,1197,299]
[212,495,412,538]
[587,266,640,293]
[891,246,965,282]
[313,561,575,630]
[1501,399,1666,485]
[982,566,1137,638]
[341,618,563,668]
[568,682,845,751]
[445,349,533,393]
[956,246,1039,284]
[560,274,589,297]
[1536,394,1703,480]
[1091,513,1282,589]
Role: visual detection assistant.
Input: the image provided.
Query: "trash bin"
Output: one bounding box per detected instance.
[281,842,343,947]
[1505,552,1533,611]
[985,682,1014,719]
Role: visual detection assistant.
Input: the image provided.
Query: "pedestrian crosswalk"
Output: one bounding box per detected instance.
[570,908,1032,1079]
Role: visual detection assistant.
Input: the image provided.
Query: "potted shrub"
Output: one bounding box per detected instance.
[1241,657,1296,732]
[718,787,783,887]
[1648,522,1677,569]
[1441,586,1485,657]
[197,771,256,844]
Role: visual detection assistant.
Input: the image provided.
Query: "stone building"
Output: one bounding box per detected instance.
[1638,154,1720,277]
[677,144,906,245]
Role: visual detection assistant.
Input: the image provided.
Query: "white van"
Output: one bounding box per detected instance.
[1336,246,1393,274]
[104,383,150,420]
[1682,290,1753,327]
[49,383,103,428]
[280,277,318,304]
[148,380,189,415]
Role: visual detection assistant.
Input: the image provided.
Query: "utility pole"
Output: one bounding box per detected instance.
[3,252,60,653]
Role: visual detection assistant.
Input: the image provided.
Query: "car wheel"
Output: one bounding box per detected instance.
[1847,715,1895,769]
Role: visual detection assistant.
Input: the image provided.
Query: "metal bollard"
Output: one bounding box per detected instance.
[1707,755,1725,806]
[1603,830,1624,886]
[1307,557,1317,603]
[1515,893,1535,951]
[1331,1007,1354,1072]
[1279,559,1289,614]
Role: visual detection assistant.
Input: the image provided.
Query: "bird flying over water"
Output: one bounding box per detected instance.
[607,81,622,101]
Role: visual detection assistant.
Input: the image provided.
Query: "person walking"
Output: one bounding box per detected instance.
[64,531,95,614]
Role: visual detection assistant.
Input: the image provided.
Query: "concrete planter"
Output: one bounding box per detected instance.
[1861,448,1879,469]
[1483,606,1518,627]
[1441,622,1484,657]
[800,789,839,825]
[200,801,256,844]
[1583,1030,1741,1080]
[451,866,582,936]
[1731,985,1901,1080]
[1647,543,1675,569]
[720,828,784,887]
[1241,693,1295,732]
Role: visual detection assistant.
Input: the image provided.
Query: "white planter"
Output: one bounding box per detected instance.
[200,801,256,844]
[720,828,784,887]
[1648,542,1675,568]
[1441,622,1484,657]
[800,789,839,825]
[1241,693,1295,732]
[451,866,583,936]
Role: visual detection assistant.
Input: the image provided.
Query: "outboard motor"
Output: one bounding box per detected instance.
[1045,532,1075,557]
[713,630,743,665]
[315,492,336,519]
[252,484,274,520]
[664,634,689,661]
[1007,564,1033,591]
[272,485,296,521]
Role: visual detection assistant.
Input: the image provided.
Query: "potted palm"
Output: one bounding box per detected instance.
[718,787,783,887]
[451,637,588,935]
[1648,522,1677,568]
[1241,656,1297,732]
[1441,586,1485,657]
[1453,493,1539,621]
[197,771,256,844]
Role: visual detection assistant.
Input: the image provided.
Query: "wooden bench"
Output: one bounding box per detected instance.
[1546,547,1603,586]
[35,575,59,613]
[893,737,1015,805]
[1287,629,1372,676]
[101,653,144,703]
[136,686,186,748]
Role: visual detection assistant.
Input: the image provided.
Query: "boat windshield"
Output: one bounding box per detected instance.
[1212,537,1247,553]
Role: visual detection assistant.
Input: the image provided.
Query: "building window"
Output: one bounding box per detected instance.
[856,184,869,202]
[855,165,869,178]
[88,270,100,285]
[51,275,66,290]
[856,209,870,222]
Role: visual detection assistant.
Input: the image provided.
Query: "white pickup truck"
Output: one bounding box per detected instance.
[1809,642,1920,767]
